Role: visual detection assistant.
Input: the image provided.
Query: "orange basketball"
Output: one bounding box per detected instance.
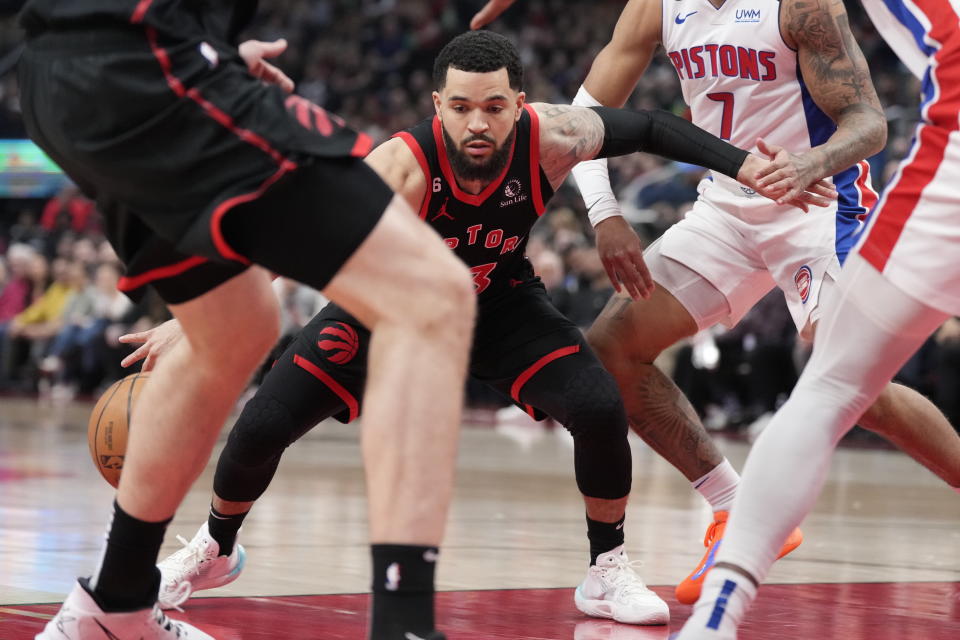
[87,372,150,488]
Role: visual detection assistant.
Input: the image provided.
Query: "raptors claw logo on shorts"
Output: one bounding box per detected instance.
[317,322,360,364]
[285,95,345,136]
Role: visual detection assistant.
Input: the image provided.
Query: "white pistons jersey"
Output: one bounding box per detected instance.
[660,0,877,257]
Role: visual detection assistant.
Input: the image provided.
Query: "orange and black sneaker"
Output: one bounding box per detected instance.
[674,510,803,605]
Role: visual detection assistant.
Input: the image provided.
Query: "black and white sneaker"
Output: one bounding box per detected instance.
[36,579,215,639]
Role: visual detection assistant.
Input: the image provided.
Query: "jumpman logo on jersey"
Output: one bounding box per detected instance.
[675,10,698,23]
[432,198,455,222]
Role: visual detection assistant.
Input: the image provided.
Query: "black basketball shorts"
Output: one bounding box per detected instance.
[283,280,587,423]
[18,26,388,304]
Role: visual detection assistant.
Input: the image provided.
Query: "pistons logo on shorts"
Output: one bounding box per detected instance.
[317,322,360,365]
[795,265,813,304]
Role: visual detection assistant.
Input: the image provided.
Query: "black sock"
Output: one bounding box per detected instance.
[90,500,170,612]
[207,505,248,556]
[369,544,438,640]
[587,513,625,565]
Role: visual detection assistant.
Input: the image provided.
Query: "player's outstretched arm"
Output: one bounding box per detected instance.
[762,0,887,190]
[534,103,837,208]
[572,0,662,299]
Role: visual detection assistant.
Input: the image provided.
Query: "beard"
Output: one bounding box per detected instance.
[442,124,516,183]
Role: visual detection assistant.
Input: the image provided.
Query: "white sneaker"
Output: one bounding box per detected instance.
[575,546,670,625]
[36,579,215,639]
[157,523,245,610]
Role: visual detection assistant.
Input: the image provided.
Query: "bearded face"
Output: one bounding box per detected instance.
[441,123,516,183]
[432,67,525,186]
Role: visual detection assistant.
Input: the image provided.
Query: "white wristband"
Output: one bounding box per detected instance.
[571,86,623,228]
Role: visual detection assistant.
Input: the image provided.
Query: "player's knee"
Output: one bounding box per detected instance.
[224,394,297,467]
[857,382,898,435]
[586,325,659,378]
[189,292,280,373]
[408,254,475,337]
[561,366,629,442]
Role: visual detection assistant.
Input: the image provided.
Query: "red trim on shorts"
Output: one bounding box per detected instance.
[510,345,581,404]
[209,164,295,264]
[524,105,546,216]
[141,27,301,263]
[143,29,289,164]
[117,255,209,292]
[393,132,433,219]
[351,134,374,158]
[855,161,878,211]
[859,29,960,270]
[432,116,515,206]
[293,355,359,422]
[130,0,153,23]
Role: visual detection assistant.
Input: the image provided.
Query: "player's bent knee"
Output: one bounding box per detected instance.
[562,366,629,441]
[586,326,659,374]
[223,394,298,467]
[405,252,475,337]
[175,270,281,370]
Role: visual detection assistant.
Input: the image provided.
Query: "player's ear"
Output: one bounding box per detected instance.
[515,91,526,121]
[432,91,442,119]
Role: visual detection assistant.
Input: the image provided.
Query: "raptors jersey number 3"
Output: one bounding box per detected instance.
[393,105,554,302]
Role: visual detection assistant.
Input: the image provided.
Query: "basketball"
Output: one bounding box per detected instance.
[87,372,150,488]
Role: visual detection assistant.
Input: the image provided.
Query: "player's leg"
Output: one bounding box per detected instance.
[586,232,803,604]
[851,366,960,487]
[157,308,369,609]
[586,280,718,479]
[315,199,474,640]
[490,312,669,625]
[212,154,474,638]
[32,266,280,640]
[676,253,948,639]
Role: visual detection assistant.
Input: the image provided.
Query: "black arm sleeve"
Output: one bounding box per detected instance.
[590,106,749,179]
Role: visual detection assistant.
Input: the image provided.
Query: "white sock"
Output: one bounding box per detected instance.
[681,567,757,637]
[692,459,740,513]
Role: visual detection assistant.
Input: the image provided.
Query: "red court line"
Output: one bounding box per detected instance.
[7,582,958,639]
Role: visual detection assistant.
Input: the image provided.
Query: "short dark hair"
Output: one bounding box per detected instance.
[433,31,523,91]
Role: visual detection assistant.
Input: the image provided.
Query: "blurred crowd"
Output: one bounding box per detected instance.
[0,0,956,429]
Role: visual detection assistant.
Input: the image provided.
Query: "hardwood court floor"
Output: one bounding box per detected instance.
[1,397,958,639]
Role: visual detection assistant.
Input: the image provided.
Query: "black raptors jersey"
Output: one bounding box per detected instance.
[393,105,555,305]
[20,0,257,42]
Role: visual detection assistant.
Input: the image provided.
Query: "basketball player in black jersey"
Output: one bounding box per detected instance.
[18,2,481,640]
[124,31,835,633]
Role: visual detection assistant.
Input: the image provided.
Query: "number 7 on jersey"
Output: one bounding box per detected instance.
[707,92,735,141]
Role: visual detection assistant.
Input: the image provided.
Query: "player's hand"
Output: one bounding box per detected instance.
[595,216,654,300]
[752,138,835,209]
[739,147,835,212]
[239,39,295,94]
[470,0,519,29]
[119,319,184,371]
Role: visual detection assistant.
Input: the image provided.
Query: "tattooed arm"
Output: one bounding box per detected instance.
[532,103,606,190]
[534,102,756,190]
[767,0,886,188]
